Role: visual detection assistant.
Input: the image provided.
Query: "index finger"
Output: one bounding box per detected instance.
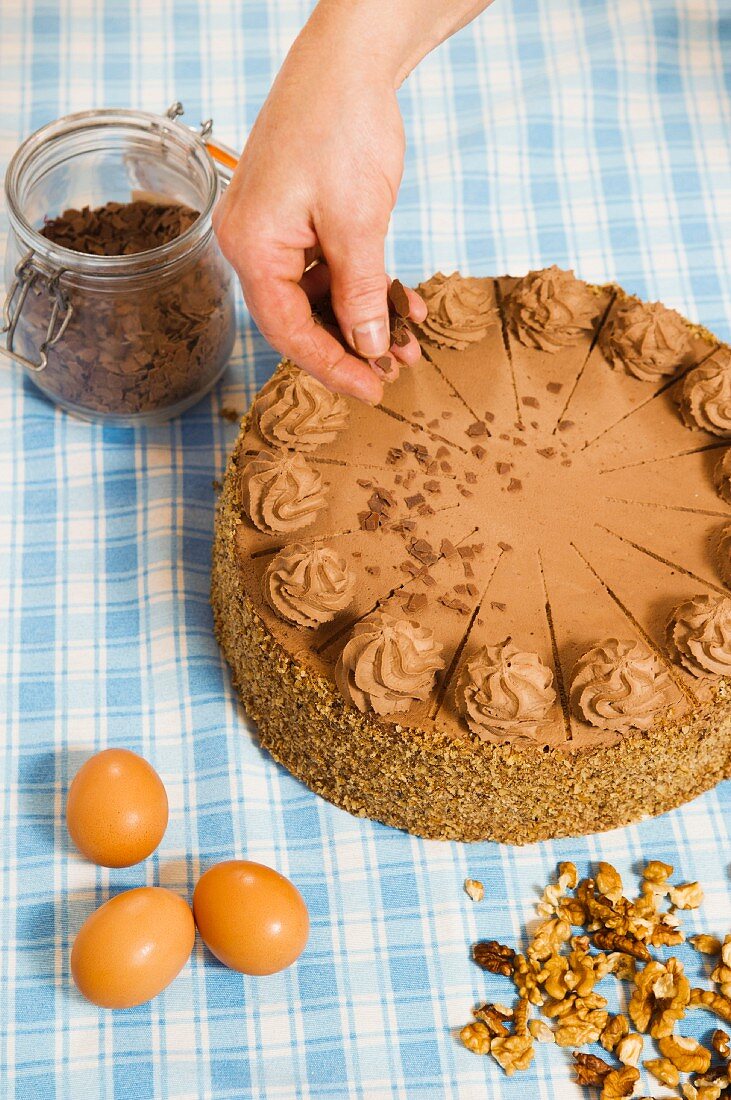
[239,252,384,405]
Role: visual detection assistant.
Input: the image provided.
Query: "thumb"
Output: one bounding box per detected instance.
[321,223,390,360]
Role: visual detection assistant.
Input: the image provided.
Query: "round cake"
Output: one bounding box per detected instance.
[212,268,731,843]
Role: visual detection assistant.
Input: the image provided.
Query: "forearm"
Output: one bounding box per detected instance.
[292,0,494,87]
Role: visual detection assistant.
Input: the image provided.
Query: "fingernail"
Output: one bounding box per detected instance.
[353,317,390,358]
[411,295,428,323]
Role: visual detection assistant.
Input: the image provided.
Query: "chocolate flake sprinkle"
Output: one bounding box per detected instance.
[467,421,488,437]
[409,538,439,566]
[403,592,428,614]
[388,279,410,319]
[439,595,471,615]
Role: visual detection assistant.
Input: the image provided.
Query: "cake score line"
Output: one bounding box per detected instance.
[569,540,698,707]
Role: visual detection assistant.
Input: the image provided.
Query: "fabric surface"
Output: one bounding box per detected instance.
[1,1,730,1097]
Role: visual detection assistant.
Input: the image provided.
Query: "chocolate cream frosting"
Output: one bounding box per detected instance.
[667,594,731,677]
[263,543,355,628]
[415,272,496,349]
[569,638,681,732]
[714,448,731,505]
[335,610,444,716]
[680,347,731,436]
[239,449,327,534]
[230,268,723,754]
[455,641,556,741]
[600,300,690,382]
[254,363,349,451]
[505,265,598,352]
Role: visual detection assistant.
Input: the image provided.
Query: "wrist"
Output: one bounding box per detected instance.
[301,0,489,89]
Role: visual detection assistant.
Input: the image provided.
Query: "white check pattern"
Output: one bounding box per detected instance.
[0,0,730,1097]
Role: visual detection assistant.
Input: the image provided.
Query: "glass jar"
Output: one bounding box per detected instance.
[2,107,236,424]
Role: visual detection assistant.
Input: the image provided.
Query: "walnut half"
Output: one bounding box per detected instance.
[657,1034,712,1074]
[472,939,515,977]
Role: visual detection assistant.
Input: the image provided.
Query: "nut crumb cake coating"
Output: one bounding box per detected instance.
[212,268,731,843]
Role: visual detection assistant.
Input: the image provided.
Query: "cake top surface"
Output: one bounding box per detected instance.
[229,268,731,752]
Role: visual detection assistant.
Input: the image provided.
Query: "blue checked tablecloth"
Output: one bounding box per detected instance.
[1,1,730,1097]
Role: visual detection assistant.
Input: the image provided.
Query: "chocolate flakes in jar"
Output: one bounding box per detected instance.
[14,200,235,418]
[39,200,200,256]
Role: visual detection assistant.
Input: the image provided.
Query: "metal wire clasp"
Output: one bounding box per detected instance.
[0,252,74,373]
[165,101,239,183]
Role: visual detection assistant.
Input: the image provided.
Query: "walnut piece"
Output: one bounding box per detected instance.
[668,881,705,909]
[600,1066,640,1099]
[722,935,731,968]
[601,1013,630,1053]
[489,1034,534,1076]
[464,878,484,903]
[711,966,731,998]
[529,916,571,961]
[644,1056,680,1087]
[528,1018,555,1043]
[593,929,651,962]
[513,953,545,1006]
[689,934,723,956]
[615,1032,643,1068]
[536,862,577,917]
[681,1082,727,1100]
[596,862,624,904]
[558,895,588,926]
[460,1021,491,1055]
[643,860,674,884]
[572,1051,613,1086]
[559,861,578,890]
[629,957,690,1037]
[711,1027,730,1057]
[473,1003,511,1037]
[691,988,731,1023]
[657,1034,712,1074]
[606,953,637,982]
[472,939,515,976]
[711,941,731,997]
[554,1000,609,1047]
[538,953,569,1000]
[513,996,530,1037]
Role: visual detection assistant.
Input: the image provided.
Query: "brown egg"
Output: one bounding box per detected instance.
[66,748,168,867]
[71,887,195,1008]
[193,861,309,975]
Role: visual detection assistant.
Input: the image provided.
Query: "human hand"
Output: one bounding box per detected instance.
[213,7,430,404]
